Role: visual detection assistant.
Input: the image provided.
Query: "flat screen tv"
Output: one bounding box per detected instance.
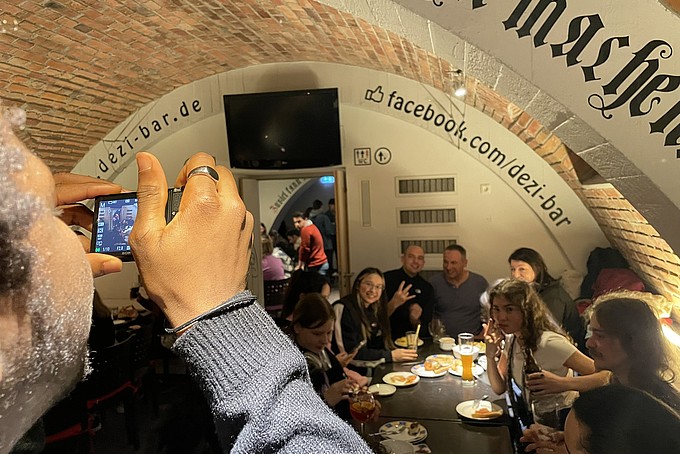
[224,88,342,169]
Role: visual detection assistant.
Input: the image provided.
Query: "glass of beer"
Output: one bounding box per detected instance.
[406,330,418,351]
[458,332,475,385]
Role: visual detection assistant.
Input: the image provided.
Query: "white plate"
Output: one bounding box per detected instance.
[411,364,447,378]
[380,439,415,454]
[379,421,428,443]
[383,371,420,387]
[456,400,504,420]
[477,355,488,370]
[449,363,485,377]
[395,337,425,348]
[368,383,397,396]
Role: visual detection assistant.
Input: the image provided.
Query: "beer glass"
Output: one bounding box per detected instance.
[458,332,475,385]
[406,330,418,351]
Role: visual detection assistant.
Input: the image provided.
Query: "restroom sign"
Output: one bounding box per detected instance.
[375,147,392,165]
[354,148,371,166]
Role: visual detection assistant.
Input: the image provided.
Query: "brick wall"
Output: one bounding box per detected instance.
[664,0,680,14]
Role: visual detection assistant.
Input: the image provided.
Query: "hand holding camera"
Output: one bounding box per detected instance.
[129,152,254,330]
[54,172,124,277]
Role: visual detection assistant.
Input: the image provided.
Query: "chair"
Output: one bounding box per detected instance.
[129,321,160,415]
[264,278,290,316]
[83,334,139,450]
[44,335,139,452]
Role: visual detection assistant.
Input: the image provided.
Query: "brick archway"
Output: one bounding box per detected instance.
[2,0,678,306]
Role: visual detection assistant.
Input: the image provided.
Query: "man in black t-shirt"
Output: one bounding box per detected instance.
[384,245,435,340]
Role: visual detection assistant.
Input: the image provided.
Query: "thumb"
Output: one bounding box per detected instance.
[131,152,168,246]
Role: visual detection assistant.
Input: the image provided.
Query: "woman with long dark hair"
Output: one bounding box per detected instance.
[333,268,417,363]
[587,294,680,411]
[484,280,604,427]
[509,247,585,351]
[523,384,680,454]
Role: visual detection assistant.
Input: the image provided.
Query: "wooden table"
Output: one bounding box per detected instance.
[361,340,516,453]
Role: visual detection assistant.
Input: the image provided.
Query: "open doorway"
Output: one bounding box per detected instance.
[239,172,347,312]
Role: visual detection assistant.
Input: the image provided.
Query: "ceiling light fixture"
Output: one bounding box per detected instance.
[446,69,467,98]
[453,69,467,98]
[0,18,19,34]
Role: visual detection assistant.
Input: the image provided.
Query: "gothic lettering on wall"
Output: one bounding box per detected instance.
[470,0,680,157]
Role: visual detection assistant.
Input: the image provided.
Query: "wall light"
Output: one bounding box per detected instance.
[447,69,467,98]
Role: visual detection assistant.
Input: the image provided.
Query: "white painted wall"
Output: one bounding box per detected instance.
[79,62,608,306]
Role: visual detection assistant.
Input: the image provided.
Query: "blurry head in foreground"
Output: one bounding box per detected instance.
[565,384,680,454]
[0,102,94,451]
[586,294,680,409]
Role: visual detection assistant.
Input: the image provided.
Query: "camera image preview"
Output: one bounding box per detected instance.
[94,198,138,253]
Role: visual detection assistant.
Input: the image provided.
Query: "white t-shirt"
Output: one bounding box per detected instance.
[504,330,578,404]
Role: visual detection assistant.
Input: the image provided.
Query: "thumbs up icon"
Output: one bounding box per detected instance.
[365,86,385,103]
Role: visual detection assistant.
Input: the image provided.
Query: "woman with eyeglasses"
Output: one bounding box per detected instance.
[333,268,418,363]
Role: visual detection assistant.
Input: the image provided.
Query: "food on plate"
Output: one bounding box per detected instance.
[426,354,456,368]
[471,407,503,418]
[434,365,448,374]
[450,359,463,370]
[390,374,417,384]
[424,359,439,371]
[407,422,421,436]
[473,341,486,353]
[423,360,449,375]
[385,372,419,386]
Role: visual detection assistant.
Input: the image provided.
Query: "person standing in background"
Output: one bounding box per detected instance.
[325,198,337,277]
[292,211,328,275]
[309,199,325,219]
[311,202,334,279]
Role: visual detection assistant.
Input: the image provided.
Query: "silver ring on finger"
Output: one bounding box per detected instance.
[187,165,219,183]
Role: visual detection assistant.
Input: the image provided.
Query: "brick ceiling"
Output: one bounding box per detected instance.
[1,0,464,173]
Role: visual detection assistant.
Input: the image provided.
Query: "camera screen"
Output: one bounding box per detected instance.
[92,195,138,258]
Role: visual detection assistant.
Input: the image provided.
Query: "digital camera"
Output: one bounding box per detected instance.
[91,188,183,261]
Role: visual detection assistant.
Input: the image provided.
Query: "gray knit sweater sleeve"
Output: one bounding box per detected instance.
[172,291,372,453]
